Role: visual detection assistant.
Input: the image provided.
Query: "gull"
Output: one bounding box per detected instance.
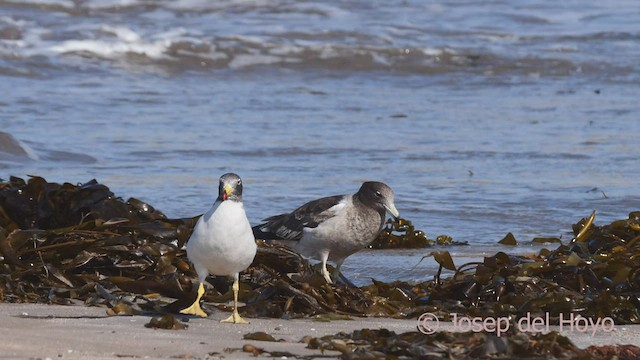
[181,173,256,324]
[253,181,399,283]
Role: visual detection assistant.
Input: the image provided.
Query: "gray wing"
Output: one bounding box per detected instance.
[252,195,345,241]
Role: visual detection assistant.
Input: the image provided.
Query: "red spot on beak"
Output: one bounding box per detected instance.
[222,192,228,201]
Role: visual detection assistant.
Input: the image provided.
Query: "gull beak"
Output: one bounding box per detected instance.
[223,184,233,201]
[384,203,400,219]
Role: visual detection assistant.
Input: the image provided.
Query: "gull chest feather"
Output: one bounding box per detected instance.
[298,199,383,261]
[187,201,256,276]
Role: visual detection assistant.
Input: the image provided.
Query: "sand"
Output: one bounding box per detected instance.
[1,303,638,359]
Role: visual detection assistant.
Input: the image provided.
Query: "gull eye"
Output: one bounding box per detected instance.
[237,179,242,185]
[375,191,382,197]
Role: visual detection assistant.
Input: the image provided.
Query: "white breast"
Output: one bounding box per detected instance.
[186,200,257,277]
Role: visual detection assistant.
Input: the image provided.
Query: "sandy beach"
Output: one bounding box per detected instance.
[1,303,638,359]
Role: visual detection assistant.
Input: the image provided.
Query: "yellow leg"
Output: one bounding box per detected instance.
[221,279,249,324]
[180,283,208,317]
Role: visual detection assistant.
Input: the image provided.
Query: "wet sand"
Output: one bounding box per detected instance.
[2,303,639,359]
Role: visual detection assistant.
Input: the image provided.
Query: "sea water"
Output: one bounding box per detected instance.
[1,0,639,284]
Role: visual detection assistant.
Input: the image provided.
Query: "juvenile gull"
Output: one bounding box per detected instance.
[253,181,399,283]
[181,173,256,324]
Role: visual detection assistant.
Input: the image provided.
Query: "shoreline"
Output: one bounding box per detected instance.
[2,303,639,359]
[1,177,640,358]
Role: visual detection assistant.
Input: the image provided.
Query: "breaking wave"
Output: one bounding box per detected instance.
[0,0,638,78]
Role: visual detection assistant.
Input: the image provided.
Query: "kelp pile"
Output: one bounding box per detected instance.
[236,330,640,359]
[369,217,468,249]
[0,175,639,326]
[301,328,640,360]
[0,176,197,311]
[404,211,640,325]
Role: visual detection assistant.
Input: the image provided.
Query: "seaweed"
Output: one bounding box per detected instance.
[0,176,639,327]
[303,328,640,359]
[369,217,468,249]
[410,210,640,325]
[243,331,280,342]
[144,314,188,330]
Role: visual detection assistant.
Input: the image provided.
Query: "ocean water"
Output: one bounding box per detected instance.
[1,0,639,284]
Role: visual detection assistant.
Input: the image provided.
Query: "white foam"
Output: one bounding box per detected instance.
[48,38,168,59]
[227,35,268,45]
[267,44,303,56]
[228,54,282,69]
[1,16,228,67]
[421,47,445,56]
[46,27,192,60]
[100,25,141,43]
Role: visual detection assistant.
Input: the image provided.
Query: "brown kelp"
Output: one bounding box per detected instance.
[410,210,640,325]
[369,217,468,249]
[145,314,188,330]
[302,328,640,360]
[0,176,639,326]
[229,329,640,359]
[0,176,197,312]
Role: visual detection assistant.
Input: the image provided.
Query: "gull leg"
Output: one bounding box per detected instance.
[320,252,333,284]
[221,275,249,324]
[331,258,345,283]
[180,282,208,317]
[181,263,209,317]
